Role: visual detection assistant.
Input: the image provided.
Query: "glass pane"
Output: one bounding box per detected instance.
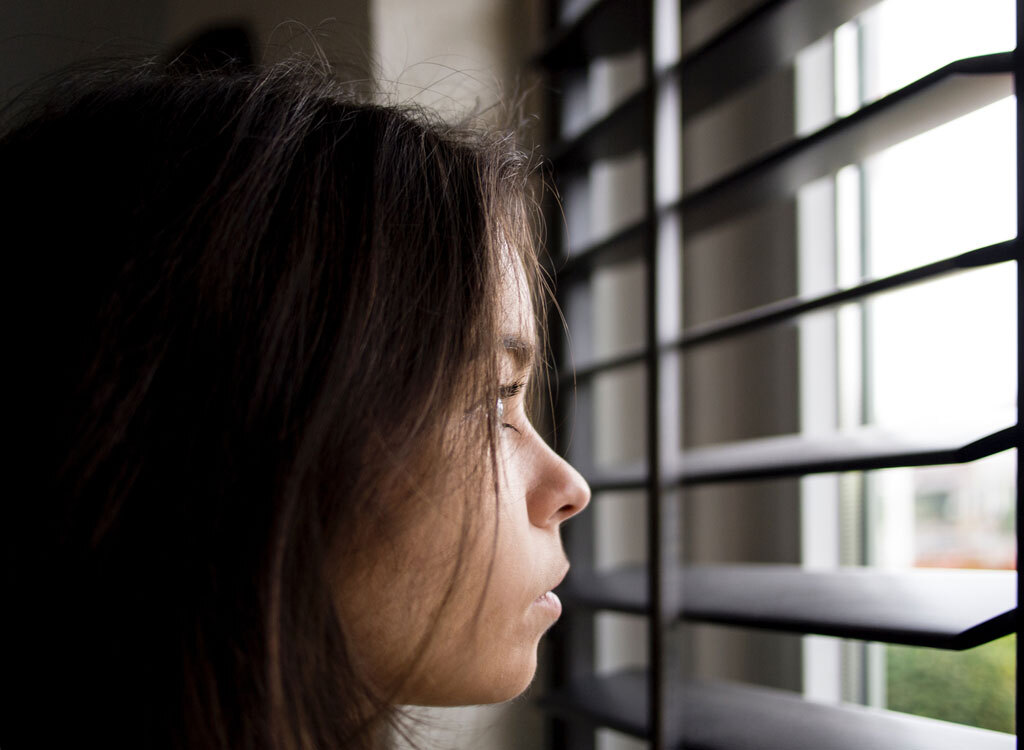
[885,634,1016,733]
[865,97,1016,277]
[865,264,1016,431]
[797,0,1018,726]
[593,363,647,469]
[861,0,1015,105]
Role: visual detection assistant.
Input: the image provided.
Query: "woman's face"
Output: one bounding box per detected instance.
[336,255,590,706]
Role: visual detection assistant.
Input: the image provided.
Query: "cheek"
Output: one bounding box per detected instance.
[333,539,447,696]
[332,494,471,695]
[457,489,549,698]
[335,451,549,707]
[405,494,548,705]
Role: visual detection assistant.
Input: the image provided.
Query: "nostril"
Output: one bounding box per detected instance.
[557,469,590,522]
[528,442,592,526]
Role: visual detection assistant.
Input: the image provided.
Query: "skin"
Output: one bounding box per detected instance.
[337,255,590,706]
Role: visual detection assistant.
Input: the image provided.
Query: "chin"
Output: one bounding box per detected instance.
[477,654,538,704]
[480,636,542,704]
[408,644,539,707]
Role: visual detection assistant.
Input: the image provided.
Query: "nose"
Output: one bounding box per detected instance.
[526,435,591,528]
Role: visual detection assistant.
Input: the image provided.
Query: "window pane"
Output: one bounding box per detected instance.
[865,97,1016,278]
[862,0,1015,105]
[865,264,1016,430]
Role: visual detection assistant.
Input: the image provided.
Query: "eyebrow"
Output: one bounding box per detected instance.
[501,334,535,372]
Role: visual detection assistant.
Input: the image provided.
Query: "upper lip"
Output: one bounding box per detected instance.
[543,562,570,596]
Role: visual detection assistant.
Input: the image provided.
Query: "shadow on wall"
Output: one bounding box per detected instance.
[165,24,255,72]
[0,0,372,105]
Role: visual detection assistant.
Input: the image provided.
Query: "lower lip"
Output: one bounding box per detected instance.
[533,590,562,618]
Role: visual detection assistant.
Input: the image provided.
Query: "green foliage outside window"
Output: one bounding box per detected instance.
[886,634,1015,734]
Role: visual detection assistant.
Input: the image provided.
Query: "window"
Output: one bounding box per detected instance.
[538,1,1020,748]
[796,0,1017,730]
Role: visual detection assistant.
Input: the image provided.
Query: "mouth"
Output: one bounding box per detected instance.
[532,590,562,617]
[532,563,570,618]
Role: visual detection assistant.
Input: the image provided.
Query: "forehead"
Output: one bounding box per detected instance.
[497,251,536,368]
[502,334,534,371]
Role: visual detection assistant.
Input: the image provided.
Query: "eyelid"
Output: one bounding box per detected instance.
[497,379,526,430]
[499,380,526,399]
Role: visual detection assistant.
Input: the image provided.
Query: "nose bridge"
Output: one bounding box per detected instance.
[527,431,591,526]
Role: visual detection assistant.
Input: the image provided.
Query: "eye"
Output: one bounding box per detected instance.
[499,381,525,401]
[497,381,525,433]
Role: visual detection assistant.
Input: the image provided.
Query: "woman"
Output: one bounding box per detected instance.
[0,58,589,749]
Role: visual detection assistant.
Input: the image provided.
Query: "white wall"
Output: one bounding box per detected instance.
[372,0,542,122]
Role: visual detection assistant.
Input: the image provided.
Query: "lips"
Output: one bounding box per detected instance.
[532,563,569,617]
[532,590,562,617]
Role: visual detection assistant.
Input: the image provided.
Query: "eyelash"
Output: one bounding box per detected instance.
[497,380,525,433]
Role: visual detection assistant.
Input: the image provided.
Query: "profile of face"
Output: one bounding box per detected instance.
[0,61,588,750]
[336,253,591,707]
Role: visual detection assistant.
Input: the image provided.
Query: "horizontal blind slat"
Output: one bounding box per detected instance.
[675,424,1018,484]
[562,565,1016,649]
[680,53,1014,236]
[678,0,879,116]
[541,671,1016,749]
[580,424,1019,490]
[555,217,649,277]
[552,86,648,168]
[537,0,645,68]
[554,53,1014,279]
[560,238,1017,381]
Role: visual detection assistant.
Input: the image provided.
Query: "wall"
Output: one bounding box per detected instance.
[0,0,166,99]
[372,0,541,122]
[0,0,370,101]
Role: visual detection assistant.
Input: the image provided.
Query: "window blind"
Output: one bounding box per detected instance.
[537,1,1021,748]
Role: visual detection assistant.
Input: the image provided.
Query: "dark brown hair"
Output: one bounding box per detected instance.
[0,59,544,749]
